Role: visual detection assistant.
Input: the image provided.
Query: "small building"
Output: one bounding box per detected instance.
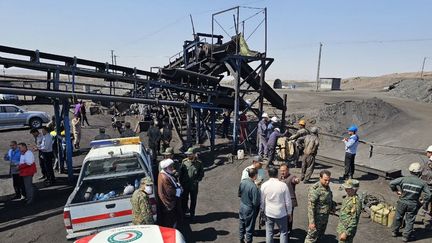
[319,78,341,90]
[273,78,282,89]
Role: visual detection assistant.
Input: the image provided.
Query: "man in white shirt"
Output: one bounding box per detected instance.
[18,143,36,204]
[261,167,292,243]
[30,128,46,180]
[36,127,56,185]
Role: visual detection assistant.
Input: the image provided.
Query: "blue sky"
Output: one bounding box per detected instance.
[0,0,431,80]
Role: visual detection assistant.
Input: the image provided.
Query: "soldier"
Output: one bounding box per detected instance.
[305,170,336,243]
[301,127,320,183]
[131,177,154,225]
[390,162,431,242]
[179,147,204,220]
[336,179,362,243]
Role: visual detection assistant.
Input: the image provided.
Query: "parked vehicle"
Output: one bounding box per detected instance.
[0,104,50,129]
[74,225,186,243]
[64,137,157,240]
[0,94,18,101]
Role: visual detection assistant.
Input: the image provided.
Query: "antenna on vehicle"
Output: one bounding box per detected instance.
[119,148,123,155]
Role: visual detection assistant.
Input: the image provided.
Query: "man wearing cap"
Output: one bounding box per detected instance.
[337,179,362,243]
[267,127,288,166]
[289,120,310,167]
[121,122,136,138]
[420,145,432,227]
[341,125,359,181]
[302,127,320,183]
[131,177,154,225]
[179,148,204,219]
[241,156,266,187]
[257,113,270,159]
[158,159,183,228]
[305,170,336,243]
[94,128,111,140]
[147,120,161,160]
[390,162,431,242]
[238,167,260,243]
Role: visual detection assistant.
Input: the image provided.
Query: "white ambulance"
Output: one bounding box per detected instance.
[63,137,157,239]
[74,225,186,243]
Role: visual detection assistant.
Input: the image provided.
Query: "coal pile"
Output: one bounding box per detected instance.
[388,79,432,104]
[287,98,400,136]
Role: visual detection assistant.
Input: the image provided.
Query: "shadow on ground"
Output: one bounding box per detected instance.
[0,176,73,231]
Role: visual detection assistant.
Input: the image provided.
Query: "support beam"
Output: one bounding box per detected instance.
[0,87,189,108]
[281,94,287,133]
[62,100,74,182]
[210,111,216,151]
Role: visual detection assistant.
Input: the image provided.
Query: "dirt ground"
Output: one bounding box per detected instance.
[0,87,431,243]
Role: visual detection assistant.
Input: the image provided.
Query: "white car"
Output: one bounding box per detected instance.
[0,104,50,129]
[74,225,186,243]
[64,137,157,239]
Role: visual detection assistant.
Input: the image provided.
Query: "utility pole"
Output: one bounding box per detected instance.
[316,42,323,91]
[110,50,115,65]
[421,57,427,79]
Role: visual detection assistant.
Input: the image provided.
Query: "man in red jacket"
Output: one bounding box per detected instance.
[18,143,37,205]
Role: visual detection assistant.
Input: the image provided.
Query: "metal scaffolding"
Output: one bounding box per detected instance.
[0,6,286,181]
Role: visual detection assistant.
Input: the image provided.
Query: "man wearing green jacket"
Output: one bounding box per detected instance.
[336,179,362,243]
[180,147,204,220]
[390,162,431,242]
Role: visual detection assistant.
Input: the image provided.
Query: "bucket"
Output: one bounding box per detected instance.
[237,149,244,160]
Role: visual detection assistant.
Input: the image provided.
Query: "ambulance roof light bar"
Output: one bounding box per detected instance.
[90,137,141,148]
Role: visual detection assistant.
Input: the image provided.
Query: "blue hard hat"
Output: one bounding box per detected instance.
[347,125,358,132]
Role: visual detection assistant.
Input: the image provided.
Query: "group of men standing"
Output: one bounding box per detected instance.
[130,146,204,231]
[257,112,321,183]
[5,141,38,204]
[238,157,363,243]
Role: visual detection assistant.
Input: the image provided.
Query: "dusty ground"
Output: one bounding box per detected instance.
[0,85,431,243]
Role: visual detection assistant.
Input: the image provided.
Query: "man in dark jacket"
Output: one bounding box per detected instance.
[267,128,288,166]
[390,162,431,242]
[239,167,260,243]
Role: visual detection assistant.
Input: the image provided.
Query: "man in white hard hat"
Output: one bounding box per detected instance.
[267,116,278,139]
[158,159,183,228]
[390,162,431,242]
[257,113,270,159]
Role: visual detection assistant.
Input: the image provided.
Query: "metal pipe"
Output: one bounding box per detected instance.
[0,86,189,107]
[62,100,74,182]
[281,94,287,133]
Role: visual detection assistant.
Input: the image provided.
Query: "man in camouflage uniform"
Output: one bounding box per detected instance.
[131,177,154,225]
[305,170,335,243]
[390,162,431,242]
[180,147,204,219]
[336,179,362,243]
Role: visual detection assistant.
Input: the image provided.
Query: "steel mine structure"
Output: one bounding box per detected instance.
[0,6,285,181]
